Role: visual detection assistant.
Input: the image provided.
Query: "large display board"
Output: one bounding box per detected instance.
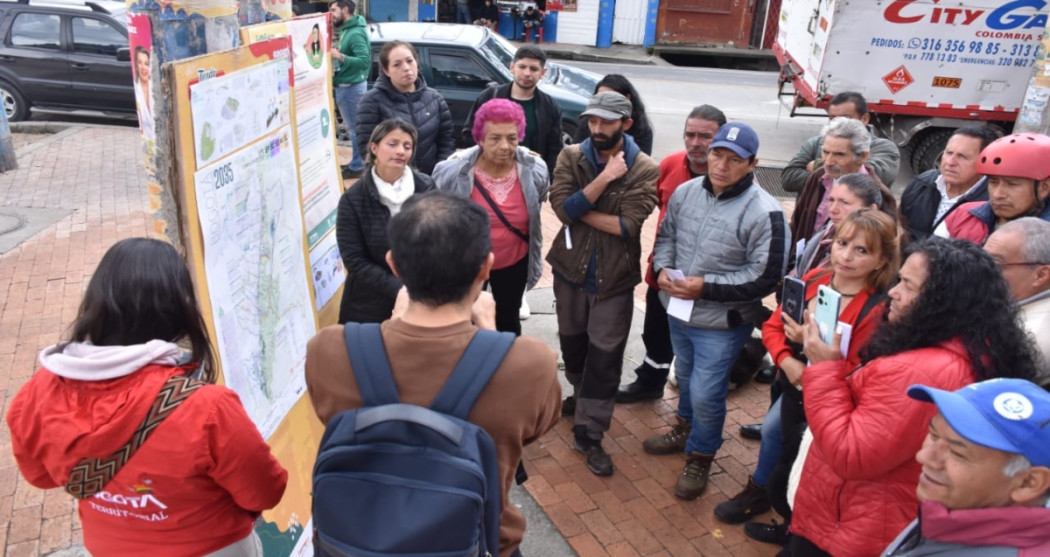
[241,13,347,314]
[167,37,328,556]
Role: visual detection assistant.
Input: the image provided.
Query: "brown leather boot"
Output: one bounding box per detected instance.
[642,416,691,455]
[674,452,714,500]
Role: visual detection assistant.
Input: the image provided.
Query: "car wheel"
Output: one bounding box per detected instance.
[561,119,578,146]
[0,81,28,122]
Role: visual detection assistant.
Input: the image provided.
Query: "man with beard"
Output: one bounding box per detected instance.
[617,105,727,403]
[329,0,370,179]
[463,45,564,176]
[646,122,789,499]
[790,117,896,247]
[546,91,658,476]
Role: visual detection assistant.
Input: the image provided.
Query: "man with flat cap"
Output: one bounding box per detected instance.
[547,90,658,477]
[883,378,1050,556]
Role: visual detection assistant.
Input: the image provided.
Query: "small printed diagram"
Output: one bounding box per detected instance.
[190,59,291,167]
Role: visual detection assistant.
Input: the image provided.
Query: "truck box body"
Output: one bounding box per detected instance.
[775,0,1047,127]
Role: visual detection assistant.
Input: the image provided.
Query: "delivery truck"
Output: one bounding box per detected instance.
[774,0,1049,172]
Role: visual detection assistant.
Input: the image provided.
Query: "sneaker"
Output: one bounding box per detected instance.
[642,416,690,455]
[674,452,714,500]
[744,520,789,546]
[574,438,614,476]
[615,378,664,403]
[519,294,530,320]
[561,396,575,417]
[667,373,679,391]
[341,166,363,179]
[714,475,771,523]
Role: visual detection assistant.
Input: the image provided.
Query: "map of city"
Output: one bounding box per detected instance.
[194,127,316,438]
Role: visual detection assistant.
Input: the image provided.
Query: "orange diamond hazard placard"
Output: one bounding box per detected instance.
[882,65,914,94]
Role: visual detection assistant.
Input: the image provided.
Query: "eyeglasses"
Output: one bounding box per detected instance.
[998,261,1049,268]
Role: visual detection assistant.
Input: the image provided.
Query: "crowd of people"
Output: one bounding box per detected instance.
[6,7,1050,557]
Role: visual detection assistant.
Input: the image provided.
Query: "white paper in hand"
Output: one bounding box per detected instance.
[663,269,693,321]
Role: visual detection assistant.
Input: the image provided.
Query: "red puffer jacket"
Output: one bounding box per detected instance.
[790,340,975,556]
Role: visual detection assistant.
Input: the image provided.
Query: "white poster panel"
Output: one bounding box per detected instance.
[194,127,313,438]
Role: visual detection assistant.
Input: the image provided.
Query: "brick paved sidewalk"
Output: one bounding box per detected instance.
[1,126,152,556]
[1,127,789,556]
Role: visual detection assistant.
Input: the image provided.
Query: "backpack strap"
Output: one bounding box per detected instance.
[343,322,400,406]
[65,374,204,499]
[430,330,516,419]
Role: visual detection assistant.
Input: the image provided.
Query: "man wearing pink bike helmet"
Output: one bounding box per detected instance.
[936,132,1050,245]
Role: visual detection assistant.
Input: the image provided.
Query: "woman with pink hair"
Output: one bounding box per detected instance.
[432,99,549,335]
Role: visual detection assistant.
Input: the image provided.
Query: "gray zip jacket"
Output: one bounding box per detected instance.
[653,173,790,328]
[431,146,549,289]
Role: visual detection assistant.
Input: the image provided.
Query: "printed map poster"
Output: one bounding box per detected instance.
[193,126,313,439]
[242,14,346,311]
[168,37,323,556]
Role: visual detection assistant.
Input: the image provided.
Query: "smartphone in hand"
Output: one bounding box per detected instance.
[815,285,842,345]
[781,276,806,324]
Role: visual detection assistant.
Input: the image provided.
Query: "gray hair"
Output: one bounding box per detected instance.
[997,217,1050,265]
[822,117,871,159]
[1003,453,1032,477]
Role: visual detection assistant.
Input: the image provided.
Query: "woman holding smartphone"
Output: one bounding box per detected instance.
[715,209,899,542]
[786,237,1041,556]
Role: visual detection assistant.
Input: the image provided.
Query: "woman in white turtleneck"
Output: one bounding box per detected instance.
[335,118,435,324]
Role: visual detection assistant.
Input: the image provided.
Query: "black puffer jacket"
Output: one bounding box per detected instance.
[336,169,435,324]
[899,169,988,242]
[356,74,455,175]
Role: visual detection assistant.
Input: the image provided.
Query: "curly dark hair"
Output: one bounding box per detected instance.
[860,237,1040,382]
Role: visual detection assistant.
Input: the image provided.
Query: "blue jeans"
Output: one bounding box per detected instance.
[669,317,753,455]
[753,395,783,486]
[335,81,367,172]
[456,3,471,23]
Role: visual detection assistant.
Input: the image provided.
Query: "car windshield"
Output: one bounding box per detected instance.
[544,63,601,97]
[478,35,514,81]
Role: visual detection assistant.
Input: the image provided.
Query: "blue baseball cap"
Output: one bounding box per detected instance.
[710,122,759,159]
[908,378,1050,467]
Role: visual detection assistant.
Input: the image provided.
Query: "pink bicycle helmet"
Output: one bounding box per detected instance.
[976,132,1050,180]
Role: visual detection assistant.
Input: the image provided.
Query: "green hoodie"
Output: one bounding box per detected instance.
[334,14,370,85]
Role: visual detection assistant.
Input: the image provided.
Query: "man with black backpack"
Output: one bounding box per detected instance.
[305,190,561,557]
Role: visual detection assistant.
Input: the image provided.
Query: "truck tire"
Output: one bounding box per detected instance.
[909,128,953,174]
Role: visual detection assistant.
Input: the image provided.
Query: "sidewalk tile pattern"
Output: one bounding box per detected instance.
[2,128,790,556]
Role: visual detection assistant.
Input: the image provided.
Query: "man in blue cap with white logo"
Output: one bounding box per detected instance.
[645,122,790,499]
[883,378,1050,556]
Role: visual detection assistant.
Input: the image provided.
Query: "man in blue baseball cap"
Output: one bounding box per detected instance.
[645,122,790,499]
[883,378,1050,556]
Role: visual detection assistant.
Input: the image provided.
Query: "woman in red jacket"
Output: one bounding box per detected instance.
[788,238,1042,557]
[6,238,288,557]
[717,209,899,537]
